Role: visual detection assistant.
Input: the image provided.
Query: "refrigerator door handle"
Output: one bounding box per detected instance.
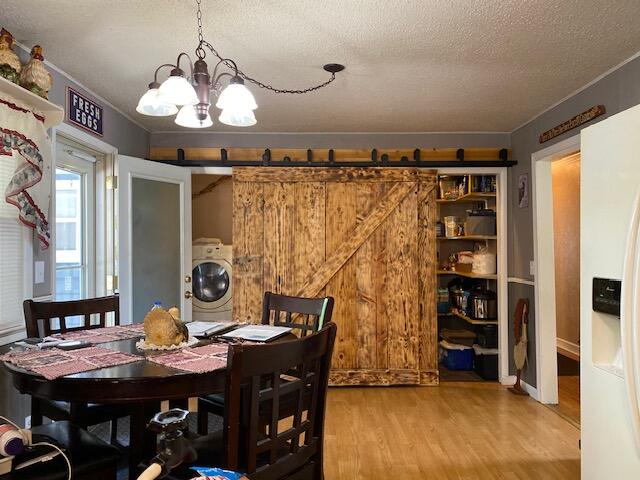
[621,190,640,455]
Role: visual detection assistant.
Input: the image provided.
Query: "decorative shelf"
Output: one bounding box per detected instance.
[437,269,497,280]
[448,309,498,326]
[436,235,497,241]
[0,76,64,129]
[436,192,496,204]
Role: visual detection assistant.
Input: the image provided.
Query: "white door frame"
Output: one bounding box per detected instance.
[531,133,581,404]
[52,123,118,298]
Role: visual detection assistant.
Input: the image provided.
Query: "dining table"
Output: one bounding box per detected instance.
[2,334,246,478]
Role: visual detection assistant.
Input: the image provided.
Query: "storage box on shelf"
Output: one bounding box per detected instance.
[436,173,501,382]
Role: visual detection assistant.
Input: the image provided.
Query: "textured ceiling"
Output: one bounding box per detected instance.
[3,0,640,133]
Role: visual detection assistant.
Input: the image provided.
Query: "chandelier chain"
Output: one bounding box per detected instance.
[194,0,337,94]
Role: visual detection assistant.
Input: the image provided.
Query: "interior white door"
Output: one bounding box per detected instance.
[117,155,192,324]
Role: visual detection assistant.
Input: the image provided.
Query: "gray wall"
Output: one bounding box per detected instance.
[150,131,510,150]
[508,54,640,388]
[12,45,150,298]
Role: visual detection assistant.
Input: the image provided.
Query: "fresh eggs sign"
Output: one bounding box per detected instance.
[67,87,103,136]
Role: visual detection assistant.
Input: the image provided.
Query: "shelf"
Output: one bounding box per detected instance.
[436,192,496,204]
[437,235,496,241]
[448,309,498,326]
[437,269,497,280]
[0,76,64,129]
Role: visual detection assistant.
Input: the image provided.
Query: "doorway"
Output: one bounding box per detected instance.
[550,153,581,425]
[532,134,581,409]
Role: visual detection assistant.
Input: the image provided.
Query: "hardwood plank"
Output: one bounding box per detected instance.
[263,183,296,295]
[233,167,436,183]
[296,181,416,298]
[232,181,264,323]
[384,186,419,370]
[329,369,420,386]
[324,384,580,480]
[355,183,384,370]
[418,181,439,377]
[293,182,326,294]
[325,183,358,370]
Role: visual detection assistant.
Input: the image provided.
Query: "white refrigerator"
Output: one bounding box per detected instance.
[581,103,640,478]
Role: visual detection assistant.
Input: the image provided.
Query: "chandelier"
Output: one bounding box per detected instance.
[136,0,345,128]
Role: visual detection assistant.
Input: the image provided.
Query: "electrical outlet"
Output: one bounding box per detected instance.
[530,260,535,276]
[35,261,45,284]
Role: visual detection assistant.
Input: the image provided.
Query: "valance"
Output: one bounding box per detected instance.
[0,93,51,248]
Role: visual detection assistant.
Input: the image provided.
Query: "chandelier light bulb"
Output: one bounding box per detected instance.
[218,108,257,127]
[215,80,258,111]
[175,105,213,128]
[158,73,199,106]
[136,87,178,116]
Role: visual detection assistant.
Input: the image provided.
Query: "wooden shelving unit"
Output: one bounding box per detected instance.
[436,192,496,204]
[0,76,63,129]
[447,309,498,326]
[437,235,497,241]
[436,171,506,383]
[437,269,497,280]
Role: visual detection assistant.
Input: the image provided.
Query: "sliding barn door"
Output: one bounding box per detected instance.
[233,168,438,385]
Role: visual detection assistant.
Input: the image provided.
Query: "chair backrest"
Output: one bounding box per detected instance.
[23,295,120,338]
[261,292,334,337]
[223,322,337,479]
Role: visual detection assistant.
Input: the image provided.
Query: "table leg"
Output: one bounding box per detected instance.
[129,401,160,479]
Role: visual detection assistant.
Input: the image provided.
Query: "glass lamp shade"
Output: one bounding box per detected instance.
[215,83,258,111]
[218,108,257,127]
[175,105,213,128]
[158,75,199,106]
[136,88,178,116]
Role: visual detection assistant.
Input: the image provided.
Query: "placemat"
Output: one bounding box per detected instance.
[1,346,142,380]
[51,323,145,344]
[147,343,229,373]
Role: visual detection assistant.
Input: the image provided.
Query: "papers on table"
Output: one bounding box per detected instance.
[221,325,292,342]
[186,321,237,337]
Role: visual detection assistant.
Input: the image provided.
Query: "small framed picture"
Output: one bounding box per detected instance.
[518,173,528,208]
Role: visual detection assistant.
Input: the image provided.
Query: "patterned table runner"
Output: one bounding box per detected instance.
[51,323,145,344]
[1,346,141,380]
[147,343,229,373]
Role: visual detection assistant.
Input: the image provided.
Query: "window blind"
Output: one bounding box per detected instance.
[0,152,26,337]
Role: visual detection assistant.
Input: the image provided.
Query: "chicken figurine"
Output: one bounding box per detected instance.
[20,45,52,99]
[0,28,21,84]
[143,305,188,347]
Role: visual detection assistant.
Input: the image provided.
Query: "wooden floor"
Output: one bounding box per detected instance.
[324,383,580,479]
[546,376,580,427]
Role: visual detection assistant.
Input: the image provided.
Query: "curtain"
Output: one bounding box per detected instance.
[0,93,52,248]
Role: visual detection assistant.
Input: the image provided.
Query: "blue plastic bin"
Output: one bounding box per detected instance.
[442,345,474,370]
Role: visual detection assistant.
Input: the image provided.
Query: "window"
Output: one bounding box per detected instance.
[55,144,96,304]
[0,151,29,340]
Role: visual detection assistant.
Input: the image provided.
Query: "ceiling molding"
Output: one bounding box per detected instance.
[511,49,640,134]
[14,41,150,133]
[151,130,511,136]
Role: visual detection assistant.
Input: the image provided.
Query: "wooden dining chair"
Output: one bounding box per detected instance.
[157,322,337,480]
[22,296,130,445]
[197,292,334,434]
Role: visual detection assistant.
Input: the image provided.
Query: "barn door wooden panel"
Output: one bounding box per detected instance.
[233,167,438,386]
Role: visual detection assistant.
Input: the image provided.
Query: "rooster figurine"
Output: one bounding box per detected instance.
[20,45,52,99]
[0,28,21,84]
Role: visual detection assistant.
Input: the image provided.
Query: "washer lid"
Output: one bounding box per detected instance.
[192,261,230,303]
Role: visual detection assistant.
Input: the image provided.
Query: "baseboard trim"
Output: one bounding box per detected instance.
[557,338,580,361]
[501,375,539,401]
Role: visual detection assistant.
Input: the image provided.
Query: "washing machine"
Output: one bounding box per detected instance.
[192,238,233,321]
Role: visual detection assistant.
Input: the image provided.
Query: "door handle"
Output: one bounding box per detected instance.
[184,291,193,299]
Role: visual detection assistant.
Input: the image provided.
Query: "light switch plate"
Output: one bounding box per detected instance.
[529,260,535,276]
[35,261,45,284]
